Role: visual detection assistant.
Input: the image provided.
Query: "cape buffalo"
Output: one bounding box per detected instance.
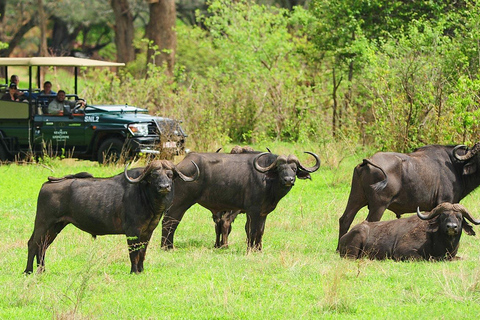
[24,160,198,274]
[339,203,480,260]
[212,145,256,248]
[338,143,480,248]
[162,151,320,251]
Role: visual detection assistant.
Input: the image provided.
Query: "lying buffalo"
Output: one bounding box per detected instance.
[338,143,480,248]
[162,151,320,251]
[339,203,480,260]
[24,160,198,274]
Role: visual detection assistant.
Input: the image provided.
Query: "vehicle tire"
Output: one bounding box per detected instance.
[0,144,8,162]
[97,138,125,164]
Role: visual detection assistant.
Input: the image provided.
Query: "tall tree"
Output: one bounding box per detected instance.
[0,0,36,57]
[37,0,48,85]
[50,16,81,56]
[111,0,135,63]
[146,0,177,76]
[48,0,113,57]
[38,0,48,57]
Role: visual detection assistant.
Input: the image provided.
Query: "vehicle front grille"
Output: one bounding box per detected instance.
[148,122,158,135]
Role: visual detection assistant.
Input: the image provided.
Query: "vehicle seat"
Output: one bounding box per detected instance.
[36,95,54,114]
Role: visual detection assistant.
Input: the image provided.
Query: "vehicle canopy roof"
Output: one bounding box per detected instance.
[0,57,125,94]
[0,57,124,67]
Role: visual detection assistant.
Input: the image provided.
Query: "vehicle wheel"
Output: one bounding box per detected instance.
[0,144,8,162]
[97,138,125,164]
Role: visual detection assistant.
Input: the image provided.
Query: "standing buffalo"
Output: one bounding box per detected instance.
[213,209,241,248]
[24,160,198,274]
[339,203,480,260]
[338,143,480,248]
[213,145,257,248]
[162,151,320,250]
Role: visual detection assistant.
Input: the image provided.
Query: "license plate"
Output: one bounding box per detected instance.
[163,141,176,148]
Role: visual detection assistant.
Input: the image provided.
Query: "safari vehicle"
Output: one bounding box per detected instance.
[0,57,186,163]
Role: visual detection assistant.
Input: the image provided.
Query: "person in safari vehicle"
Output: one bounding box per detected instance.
[47,90,85,115]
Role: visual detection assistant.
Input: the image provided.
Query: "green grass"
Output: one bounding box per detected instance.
[2,145,480,319]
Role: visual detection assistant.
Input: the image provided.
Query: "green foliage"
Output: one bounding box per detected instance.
[353,16,480,151]
[357,21,447,150]
[306,0,480,151]
[40,0,480,152]
[449,76,480,145]
[176,22,219,78]
[174,0,329,145]
[79,0,331,150]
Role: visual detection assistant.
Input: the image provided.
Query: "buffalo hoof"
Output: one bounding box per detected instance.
[130,269,143,274]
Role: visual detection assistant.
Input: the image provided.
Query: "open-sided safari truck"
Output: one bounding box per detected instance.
[0,57,186,163]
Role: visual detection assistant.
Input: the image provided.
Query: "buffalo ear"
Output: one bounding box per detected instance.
[463,162,477,175]
[296,170,311,180]
[462,219,476,236]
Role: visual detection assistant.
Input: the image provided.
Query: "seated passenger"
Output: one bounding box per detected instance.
[1,83,20,101]
[39,81,56,96]
[36,81,57,111]
[47,90,85,115]
[10,74,29,99]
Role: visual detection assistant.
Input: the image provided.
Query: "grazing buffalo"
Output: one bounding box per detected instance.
[162,151,320,250]
[24,160,198,274]
[338,143,480,248]
[339,203,480,260]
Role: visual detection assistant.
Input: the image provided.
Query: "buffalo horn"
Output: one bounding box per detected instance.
[417,204,449,220]
[296,152,321,173]
[454,204,480,225]
[453,143,480,161]
[124,162,158,184]
[253,152,280,173]
[175,161,200,182]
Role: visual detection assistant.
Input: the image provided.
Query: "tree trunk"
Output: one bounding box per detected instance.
[0,18,36,57]
[111,0,135,63]
[0,0,7,78]
[332,66,342,138]
[38,0,48,56]
[50,17,81,56]
[0,0,6,24]
[146,0,177,77]
[37,0,48,85]
[340,59,354,132]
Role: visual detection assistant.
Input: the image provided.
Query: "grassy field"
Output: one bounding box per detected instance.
[1,143,480,319]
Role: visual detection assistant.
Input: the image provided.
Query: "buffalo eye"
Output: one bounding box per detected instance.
[166,171,174,179]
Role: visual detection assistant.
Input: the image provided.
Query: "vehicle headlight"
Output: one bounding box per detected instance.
[128,123,149,136]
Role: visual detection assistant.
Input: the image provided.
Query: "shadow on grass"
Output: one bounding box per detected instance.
[169,238,248,255]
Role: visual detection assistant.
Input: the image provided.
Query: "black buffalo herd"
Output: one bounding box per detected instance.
[23,143,480,274]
